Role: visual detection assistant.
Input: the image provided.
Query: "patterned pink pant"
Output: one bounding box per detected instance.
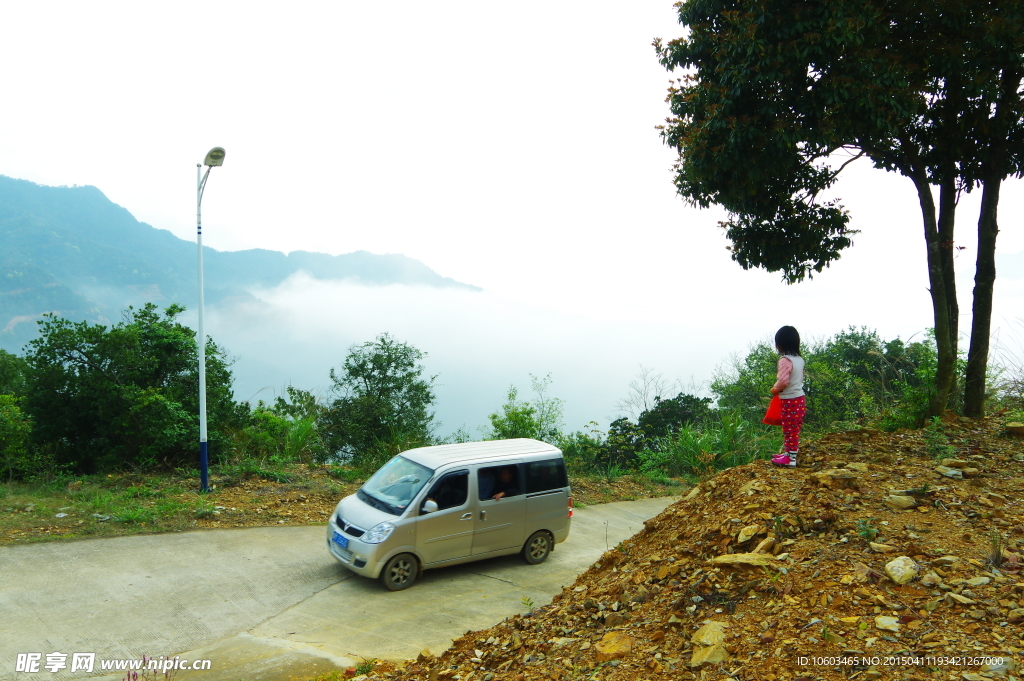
[781,396,806,453]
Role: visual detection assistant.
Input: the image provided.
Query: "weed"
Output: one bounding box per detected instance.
[904,483,932,497]
[194,498,216,519]
[855,518,879,542]
[522,596,535,614]
[355,659,376,675]
[987,529,1004,567]
[599,461,627,482]
[114,506,154,524]
[325,466,361,483]
[923,417,955,458]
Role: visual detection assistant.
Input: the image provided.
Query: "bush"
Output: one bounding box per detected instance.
[22,303,239,474]
[0,395,33,481]
[230,387,328,467]
[486,374,564,443]
[556,425,606,475]
[636,411,781,480]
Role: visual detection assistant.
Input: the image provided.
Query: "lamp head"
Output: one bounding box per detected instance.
[203,147,226,167]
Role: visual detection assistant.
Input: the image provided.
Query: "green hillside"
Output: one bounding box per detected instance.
[0,175,479,351]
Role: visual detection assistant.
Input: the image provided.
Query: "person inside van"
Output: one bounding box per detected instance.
[490,466,519,500]
[425,471,468,511]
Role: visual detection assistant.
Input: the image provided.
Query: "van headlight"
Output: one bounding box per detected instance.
[363,521,396,544]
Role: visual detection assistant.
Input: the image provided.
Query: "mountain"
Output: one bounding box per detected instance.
[0,175,480,352]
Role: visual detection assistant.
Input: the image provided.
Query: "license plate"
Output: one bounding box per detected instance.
[332,531,349,549]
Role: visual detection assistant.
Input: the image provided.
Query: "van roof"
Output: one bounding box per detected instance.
[401,438,561,469]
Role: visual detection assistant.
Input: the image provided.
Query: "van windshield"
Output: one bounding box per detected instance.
[357,456,433,516]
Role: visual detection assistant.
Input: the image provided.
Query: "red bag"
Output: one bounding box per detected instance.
[762,394,782,426]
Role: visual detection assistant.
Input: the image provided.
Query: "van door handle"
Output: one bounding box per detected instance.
[461,513,473,520]
[480,511,486,520]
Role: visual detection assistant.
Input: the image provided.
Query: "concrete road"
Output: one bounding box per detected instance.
[0,497,675,681]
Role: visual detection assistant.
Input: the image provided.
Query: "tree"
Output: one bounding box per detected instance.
[22,303,237,473]
[0,395,32,481]
[486,374,565,443]
[614,365,674,421]
[325,333,436,464]
[638,392,714,437]
[0,349,28,396]
[657,0,1024,417]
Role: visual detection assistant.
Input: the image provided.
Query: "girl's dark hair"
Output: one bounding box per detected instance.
[775,326,801,356]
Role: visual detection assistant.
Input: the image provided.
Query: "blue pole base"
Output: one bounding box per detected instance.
[200,441,209,493]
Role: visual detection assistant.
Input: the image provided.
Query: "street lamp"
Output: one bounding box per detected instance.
[196,146,225,492]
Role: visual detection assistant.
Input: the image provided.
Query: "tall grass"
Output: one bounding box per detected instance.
[636,412,782,480]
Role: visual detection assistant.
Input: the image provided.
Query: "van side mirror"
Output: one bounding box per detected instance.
[421,499,438,514]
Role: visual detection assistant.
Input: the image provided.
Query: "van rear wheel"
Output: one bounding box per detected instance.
[522,531,552,565]
[380,553,418,591]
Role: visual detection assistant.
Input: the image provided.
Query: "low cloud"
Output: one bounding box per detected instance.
[188,266,1023,439]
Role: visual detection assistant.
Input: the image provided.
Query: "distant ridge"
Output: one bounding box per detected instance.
[0,175,480,351]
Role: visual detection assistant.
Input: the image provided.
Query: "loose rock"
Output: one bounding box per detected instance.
[594,632,634,663]
[884,556,920,584]
[689,621,729,668]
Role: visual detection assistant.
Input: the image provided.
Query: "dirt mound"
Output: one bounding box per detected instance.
[370,417,1024,681]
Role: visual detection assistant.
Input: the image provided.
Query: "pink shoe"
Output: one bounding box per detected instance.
[772,453,797,467]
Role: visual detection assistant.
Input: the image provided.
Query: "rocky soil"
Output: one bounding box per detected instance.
[355,416,1024,681]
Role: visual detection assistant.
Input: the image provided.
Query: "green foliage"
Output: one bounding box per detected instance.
[229,387,328,467]
[556,425,607,475]
[637,393,713,438]
[0,395,33,481]
[922,417,956,459]
[987,529,1005,568]
[485,374,564,443]
[635,411,781,480]
[21,303,238,474]
[855,518,879,542]
[323,333,436,468]
[655,1,1024,419]
[0,349,28,396]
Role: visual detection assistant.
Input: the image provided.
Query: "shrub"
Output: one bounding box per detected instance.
[0,395,33,481]
[485,374,564,443]
[22,304,239,474]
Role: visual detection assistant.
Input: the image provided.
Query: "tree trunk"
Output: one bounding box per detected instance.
[936,174,959,398]
[911,173,956,419]
[964,178,1001,416]
[963,64,1020,417]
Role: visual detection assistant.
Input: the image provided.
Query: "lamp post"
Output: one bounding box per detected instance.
[196,146,225,493]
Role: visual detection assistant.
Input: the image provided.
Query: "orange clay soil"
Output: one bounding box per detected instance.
[353,416,1024,681]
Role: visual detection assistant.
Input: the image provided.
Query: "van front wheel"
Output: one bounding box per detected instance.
[380,553,418,591]
[522,531,552,565]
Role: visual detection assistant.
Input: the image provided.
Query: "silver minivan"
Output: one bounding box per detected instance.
[325,438,573,590]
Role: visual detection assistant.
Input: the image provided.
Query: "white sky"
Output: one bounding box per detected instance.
[2,1,1022,433]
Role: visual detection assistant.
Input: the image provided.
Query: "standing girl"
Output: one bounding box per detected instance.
[770,326,806,468]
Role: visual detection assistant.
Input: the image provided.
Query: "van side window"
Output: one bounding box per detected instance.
[525,459,568,494]
[478,464,521,500]
[426,470,468,511]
